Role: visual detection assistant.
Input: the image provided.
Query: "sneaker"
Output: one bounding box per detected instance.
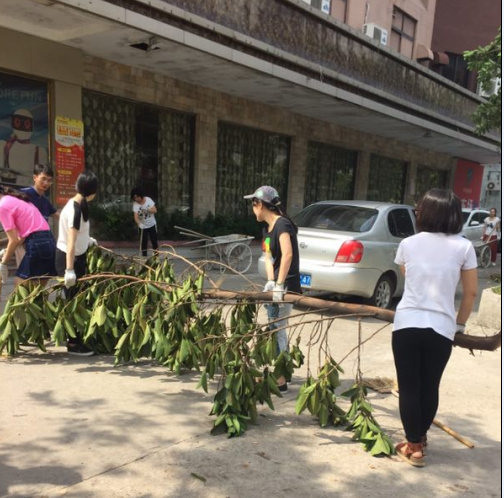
[67,343,95,357]
[278,383,288,393]
[491,263,496,266]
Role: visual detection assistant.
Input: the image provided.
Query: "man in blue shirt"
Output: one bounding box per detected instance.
[21,164,59,222]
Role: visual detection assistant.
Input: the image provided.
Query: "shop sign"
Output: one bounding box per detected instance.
[55,116,84,206]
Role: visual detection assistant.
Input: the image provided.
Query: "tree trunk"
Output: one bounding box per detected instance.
[203,289,501,352]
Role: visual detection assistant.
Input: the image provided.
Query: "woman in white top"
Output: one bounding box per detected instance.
[56,170,99,356]
[393,189,478,467]
[481,207,501,266]
[131,187,158,257]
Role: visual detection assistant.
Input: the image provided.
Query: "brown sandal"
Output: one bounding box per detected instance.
[421,435,428,455]
[395,442,425,467]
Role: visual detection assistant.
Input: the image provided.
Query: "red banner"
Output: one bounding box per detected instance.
[55,117,84,206]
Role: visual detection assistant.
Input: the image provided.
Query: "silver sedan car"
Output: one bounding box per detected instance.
[258,201,416,308]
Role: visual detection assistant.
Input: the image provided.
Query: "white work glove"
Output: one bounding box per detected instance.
[272,283,285,303]
[0,263,8,284]
[88,237,98,247]
[455,323,466,335]
[263,280,276,292]
[64,269,77,288]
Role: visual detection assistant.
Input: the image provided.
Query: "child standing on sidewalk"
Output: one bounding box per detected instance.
[131,187,158,257]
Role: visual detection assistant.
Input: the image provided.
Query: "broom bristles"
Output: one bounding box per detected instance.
[362,377,398,393]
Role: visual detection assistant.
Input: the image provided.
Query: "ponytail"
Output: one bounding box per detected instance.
[277,205,298,234]
[263,199,298,234]
[0,185,31,203]
[75,170,99,222]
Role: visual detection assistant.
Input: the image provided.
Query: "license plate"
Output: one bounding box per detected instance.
[300,274,312,287]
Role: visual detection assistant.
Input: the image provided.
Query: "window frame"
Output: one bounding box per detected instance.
[391,6,417,58]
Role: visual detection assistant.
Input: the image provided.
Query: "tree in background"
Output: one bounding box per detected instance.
[464,27,501,135]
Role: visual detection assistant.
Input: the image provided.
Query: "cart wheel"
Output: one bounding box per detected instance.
[227,243,253,274]
[479,245,492,269]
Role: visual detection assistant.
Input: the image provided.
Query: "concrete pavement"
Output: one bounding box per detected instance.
[0,246,501,498]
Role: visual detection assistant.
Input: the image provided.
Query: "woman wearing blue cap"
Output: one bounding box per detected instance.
[244,186,301,392]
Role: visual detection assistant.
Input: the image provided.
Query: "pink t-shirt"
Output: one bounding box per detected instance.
[0,194,50,238]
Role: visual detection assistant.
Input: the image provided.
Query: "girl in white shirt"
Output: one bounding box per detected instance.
[393,189,478,467]
[56,170,99,356]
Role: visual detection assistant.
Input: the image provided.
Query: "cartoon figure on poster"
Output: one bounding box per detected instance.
[0,73,49,188]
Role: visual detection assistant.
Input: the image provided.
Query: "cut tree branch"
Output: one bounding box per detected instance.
[203,289,501,352]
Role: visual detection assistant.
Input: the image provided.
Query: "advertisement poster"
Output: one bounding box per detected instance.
[0,72,49,188]
[453,159,484,209]
[55,116,85,206]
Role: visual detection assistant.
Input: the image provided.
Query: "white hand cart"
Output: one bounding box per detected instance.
[176,226,254,274]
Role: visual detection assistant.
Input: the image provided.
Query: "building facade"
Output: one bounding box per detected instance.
[0,0,500,221]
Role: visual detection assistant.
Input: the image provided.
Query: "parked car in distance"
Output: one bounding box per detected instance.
[461,208,489,242]
[258,200,416,308]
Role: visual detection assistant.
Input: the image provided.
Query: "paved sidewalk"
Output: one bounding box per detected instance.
[0,248,501,498]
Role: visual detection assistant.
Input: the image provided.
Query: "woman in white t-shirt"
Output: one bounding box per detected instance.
[56,170,99,356]
[131,188,158,257]
[393,189,478,468]
[481,208,501,266]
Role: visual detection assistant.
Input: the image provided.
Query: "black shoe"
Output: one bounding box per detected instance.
[67,343,95,357]
[278,383,288,393]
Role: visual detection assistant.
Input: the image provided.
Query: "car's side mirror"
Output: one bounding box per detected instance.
[469,220,480,227]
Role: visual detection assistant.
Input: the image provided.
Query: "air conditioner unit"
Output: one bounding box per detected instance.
[477,77,501,98]
[486,180,501,191]
[363,23,388,45]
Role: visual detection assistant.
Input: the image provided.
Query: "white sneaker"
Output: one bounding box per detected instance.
[491,263,496,266]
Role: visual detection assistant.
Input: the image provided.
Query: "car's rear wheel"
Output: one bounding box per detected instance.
[366,274,395,309]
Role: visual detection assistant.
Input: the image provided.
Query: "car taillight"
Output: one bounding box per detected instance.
[335,241,364,263]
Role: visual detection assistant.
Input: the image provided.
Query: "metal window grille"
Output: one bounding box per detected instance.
[82,90,194,211]
[367,154,407,203]
[216,122,291,216]
[304,141,357,206]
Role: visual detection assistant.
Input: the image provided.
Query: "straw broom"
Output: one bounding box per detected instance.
[363,376,475,448]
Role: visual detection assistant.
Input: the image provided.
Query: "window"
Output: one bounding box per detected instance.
[388,209,415,238]
[304,141,357,206]
[216,122,290,216]
[415,166,448,202]
[367,154,407,203]
[440,53,470,88]
[469,212,488,226]
[390,7,416,58]
[294,204,378,233]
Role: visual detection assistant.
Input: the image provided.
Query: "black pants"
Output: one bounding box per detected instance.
[55,248,88,345]
[392,327,452,443]
[140,225,158,257]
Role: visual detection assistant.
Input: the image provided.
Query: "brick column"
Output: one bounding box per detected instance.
[193,113,218,217]
[403,161,417,206]
[287,137,308,214]
[353,151,370,200]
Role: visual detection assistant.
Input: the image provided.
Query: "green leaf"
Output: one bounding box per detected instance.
[197,371,209,393]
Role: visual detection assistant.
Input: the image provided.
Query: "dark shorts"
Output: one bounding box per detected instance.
[16,231,57,280]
